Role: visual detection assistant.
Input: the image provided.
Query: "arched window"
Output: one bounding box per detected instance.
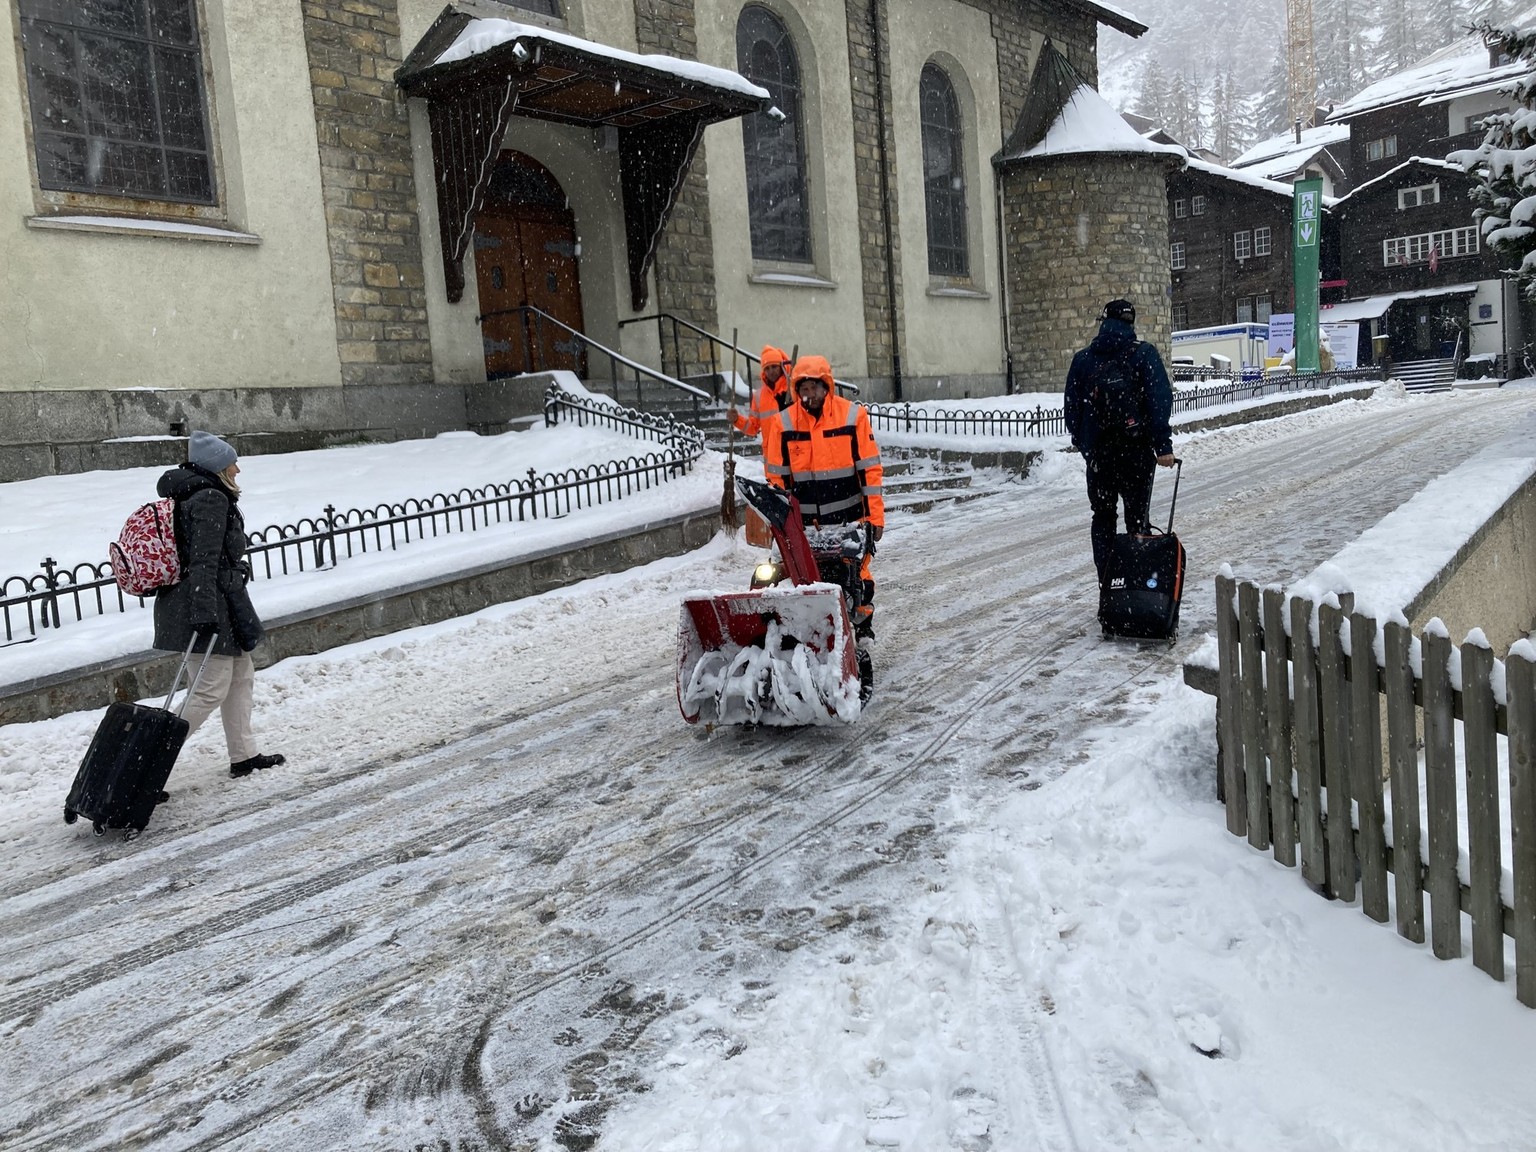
[737,5,811,263]
[920,63,968,278]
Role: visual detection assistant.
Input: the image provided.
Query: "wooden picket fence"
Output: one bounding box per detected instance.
[1213,572,1536,1006]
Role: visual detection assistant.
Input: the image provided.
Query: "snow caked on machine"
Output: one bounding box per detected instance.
[678,477,872,726]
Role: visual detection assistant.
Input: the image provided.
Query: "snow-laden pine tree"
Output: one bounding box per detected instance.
[1449,20,1536,296]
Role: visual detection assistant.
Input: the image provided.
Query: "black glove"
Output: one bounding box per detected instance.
[236,559,253,584]
[870,524,883,543]
[191,620,218,642]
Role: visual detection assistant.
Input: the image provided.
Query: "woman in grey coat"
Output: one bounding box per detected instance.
[153,431,285,778]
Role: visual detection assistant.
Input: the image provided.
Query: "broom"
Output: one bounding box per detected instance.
[720,327,740,531]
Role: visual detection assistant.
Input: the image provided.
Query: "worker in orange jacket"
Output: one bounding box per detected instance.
[730,345,792,438]
[761,354,885,640]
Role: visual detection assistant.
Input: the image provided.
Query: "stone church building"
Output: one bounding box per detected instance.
[0,0,1168,480]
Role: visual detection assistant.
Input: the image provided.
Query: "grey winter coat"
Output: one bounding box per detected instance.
[152,465,265,657]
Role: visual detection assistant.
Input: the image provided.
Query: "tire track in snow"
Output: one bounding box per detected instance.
[4,389,1533,1150]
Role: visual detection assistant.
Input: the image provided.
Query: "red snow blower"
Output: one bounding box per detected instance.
[678,476,872,726]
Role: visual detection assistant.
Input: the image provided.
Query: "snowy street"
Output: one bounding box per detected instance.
[4,387,1536,1150]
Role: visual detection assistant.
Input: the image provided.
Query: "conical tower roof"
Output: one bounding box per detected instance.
[995,40,1185,167]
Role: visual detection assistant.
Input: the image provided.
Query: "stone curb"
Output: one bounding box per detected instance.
[0,506,718,727]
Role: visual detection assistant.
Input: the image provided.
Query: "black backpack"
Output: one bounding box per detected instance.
[1091,349,1146,440]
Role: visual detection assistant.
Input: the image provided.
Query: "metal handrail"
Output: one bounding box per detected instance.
[619,311,860,397]
[0,390,704,648]
[478,305,712,418]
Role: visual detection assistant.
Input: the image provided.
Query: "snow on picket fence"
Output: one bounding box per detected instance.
[0,386,702,646]
[1212,571,1536,1006]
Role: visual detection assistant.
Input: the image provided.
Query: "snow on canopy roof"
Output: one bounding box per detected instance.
[434,18,769,100]
[1318,282,1481,323]
[1328,36,1528,120]
[1231,123,1350,170]
[1070,0,1149,38]
[1331,156,1466,207]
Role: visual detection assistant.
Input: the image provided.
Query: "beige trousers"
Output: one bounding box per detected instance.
[179,651,258,763]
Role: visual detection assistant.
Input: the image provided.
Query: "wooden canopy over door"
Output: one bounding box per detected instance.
[395,5,769,308]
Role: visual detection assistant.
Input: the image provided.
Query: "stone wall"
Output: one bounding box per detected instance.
[844,0,906,391]
[300,0,434,387]
[1003,154,1175,392]
[634,0,722,379]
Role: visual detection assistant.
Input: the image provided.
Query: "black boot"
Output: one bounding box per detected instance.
[230,752,285,778]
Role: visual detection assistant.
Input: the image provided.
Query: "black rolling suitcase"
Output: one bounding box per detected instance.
[1099,459,1186,642]
[64,634,215,836]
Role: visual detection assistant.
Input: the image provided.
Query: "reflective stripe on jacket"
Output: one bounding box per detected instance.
[761,394,885,527]
[732,377,793,437]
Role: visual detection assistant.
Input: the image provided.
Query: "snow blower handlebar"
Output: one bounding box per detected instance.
[735,476,820,586]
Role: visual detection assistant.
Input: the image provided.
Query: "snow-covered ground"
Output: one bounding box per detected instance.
[0,418,730,686]
[4,385,1536,1150]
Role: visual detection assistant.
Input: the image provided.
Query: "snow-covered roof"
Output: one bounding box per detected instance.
[1234,144,1347,184]
[1319,282,1481,322]
[1328,37,1528,120]
[432,18,768,99]
[1004,87,1186,160]
[1330,156,1468,207]
[1232,123,1351,169]
[1181,155,1338,205]
[997,40,1183,166]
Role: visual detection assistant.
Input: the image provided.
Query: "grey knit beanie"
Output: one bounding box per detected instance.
[187,430,237,473]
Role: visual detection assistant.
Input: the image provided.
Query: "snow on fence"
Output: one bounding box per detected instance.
[0,387,703,646]
[864,369,1377,440]
[1213,571,1536,1006]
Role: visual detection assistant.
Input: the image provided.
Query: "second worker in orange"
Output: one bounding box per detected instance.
[760,355,885,642]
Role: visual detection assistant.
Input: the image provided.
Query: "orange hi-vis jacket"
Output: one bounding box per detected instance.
[731,347,792,437]
[762,393,885,528]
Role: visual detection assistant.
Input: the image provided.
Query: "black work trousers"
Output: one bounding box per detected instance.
[1086,440,1155,583]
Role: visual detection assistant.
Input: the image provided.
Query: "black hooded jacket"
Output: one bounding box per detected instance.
[1063,316,1174,460]
[152,464,264,656]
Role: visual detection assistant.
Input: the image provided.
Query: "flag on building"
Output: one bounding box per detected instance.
[1429,242,1440,273]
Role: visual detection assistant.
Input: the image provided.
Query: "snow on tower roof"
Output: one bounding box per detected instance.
[1327,36,1528,120]
[995,40,1184,165]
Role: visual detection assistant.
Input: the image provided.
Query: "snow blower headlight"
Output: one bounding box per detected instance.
[751,561,783,588]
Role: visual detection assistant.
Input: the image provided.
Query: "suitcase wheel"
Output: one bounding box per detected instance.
[92,821,106,837]
[63,807,78,825]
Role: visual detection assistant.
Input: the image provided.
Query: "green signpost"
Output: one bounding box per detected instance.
[1293,178,1322,373]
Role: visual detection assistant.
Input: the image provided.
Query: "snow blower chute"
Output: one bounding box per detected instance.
[678,477,870,726]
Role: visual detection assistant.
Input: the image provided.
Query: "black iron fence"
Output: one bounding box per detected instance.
[865,369,1382,442]
[866,403,1067,437]
[1,387,702,647]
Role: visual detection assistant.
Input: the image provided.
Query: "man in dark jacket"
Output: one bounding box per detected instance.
[1063,299,1177,585]
[154,431,284,779]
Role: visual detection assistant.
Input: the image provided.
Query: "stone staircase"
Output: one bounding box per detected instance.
[1392,358,1457,393]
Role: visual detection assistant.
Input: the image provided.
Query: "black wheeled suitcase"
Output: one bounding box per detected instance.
[1099,459,1186,642]
[64,634,215,836]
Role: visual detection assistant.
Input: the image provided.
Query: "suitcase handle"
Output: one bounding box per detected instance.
[162,632,219,716]
[1158,457,1183,535]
